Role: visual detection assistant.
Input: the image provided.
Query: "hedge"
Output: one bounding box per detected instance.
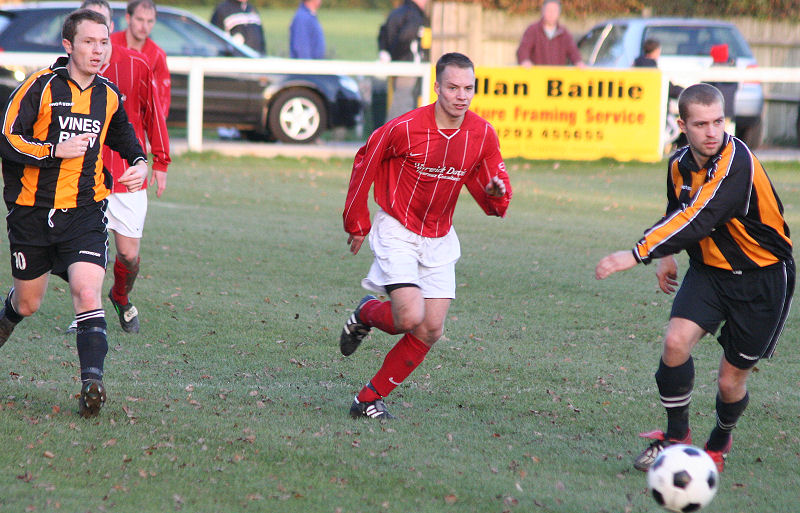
[156,0,800,20]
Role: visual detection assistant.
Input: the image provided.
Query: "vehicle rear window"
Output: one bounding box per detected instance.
[643,25,752,60]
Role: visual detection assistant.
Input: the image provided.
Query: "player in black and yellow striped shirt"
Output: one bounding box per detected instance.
[595,83,793,473]
[0,9,147,418]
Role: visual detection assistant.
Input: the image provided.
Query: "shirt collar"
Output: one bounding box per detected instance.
[51,56,105,90]
[679,132,731,180]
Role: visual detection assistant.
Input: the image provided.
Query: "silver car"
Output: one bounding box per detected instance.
[577,18,764,148]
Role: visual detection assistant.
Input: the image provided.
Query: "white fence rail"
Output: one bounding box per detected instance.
[3,52,800,151]
[0,52,432,152]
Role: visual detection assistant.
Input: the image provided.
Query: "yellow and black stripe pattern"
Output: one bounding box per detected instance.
[1,57,144,209]
[634,133,791,271]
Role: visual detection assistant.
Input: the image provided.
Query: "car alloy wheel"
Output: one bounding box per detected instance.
[268,88,327,143]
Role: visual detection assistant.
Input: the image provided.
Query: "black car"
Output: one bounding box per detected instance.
[0,2,363,143]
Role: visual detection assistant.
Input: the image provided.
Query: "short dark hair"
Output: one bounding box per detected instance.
[62,8,108,44]
[643,38,660,55]
[678,83,725,120]
[81,0,111,11]
[127,0,156,16]
[435,52,474,82]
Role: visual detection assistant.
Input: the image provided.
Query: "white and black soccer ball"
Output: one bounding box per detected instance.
[647,444,719,512]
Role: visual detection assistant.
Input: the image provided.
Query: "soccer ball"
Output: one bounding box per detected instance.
[647,444,719,512]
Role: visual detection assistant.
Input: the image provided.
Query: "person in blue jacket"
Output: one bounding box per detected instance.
[290,0,325,59]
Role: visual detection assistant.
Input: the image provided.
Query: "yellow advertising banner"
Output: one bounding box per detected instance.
[431,66,666,162]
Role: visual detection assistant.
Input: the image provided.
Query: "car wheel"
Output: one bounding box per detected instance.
[736,117,762,149]
[267,89,327,143]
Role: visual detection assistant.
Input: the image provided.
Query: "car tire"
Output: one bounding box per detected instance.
[267,88,327,143]
[737,117,763,149]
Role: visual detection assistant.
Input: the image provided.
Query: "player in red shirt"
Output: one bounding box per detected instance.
[341,52,512,419]
[111,0,170,117]
[76,0,170,334]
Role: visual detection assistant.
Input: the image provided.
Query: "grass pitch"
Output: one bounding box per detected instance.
[1,154,799,512]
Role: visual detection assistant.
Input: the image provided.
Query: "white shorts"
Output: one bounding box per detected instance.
[105,190,148,239]
[361,210,460,299]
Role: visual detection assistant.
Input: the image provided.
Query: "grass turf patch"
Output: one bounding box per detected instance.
[0,155,799,512]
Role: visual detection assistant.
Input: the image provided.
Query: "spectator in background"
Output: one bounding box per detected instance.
[211,0,266,55]
[516,0,584,67]
[211,0,265,139]
[633,38,683,147]
[634,37,661,67]
[112,0,171,117]
[378,0,431,120]
[290,0,325,59]
[634,38,683,99]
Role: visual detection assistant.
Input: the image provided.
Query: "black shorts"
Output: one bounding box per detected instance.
[671,259,795,369]
[6,201,109,281]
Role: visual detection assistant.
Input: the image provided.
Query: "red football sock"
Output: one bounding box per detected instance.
[358,298,399,335]
[111,257,140,306]
[357,333,430,401]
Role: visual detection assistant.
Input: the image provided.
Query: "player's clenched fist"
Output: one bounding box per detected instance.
[54,132,94,159]
[118,161,149,192]
[485,176,506,197]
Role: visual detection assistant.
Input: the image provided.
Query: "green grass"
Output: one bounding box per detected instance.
[177,5,388,60]
[1,155,800,512]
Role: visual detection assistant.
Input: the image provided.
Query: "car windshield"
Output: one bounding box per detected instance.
[577,23,627,66]
[147,12,258,58]
[642,25,752,59]
[578,24,606,63]
[593,24,626,65]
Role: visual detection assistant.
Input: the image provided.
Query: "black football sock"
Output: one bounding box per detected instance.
[76,310,108,382]
[655,357,694,440]
[707,392,749,451]
[3,289,24,324]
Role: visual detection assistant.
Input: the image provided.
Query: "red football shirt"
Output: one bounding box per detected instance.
[100,44,170,193]
[344,103,512,238]
[111,31,171,117]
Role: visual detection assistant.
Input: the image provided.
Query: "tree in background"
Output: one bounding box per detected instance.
[154,0,799,19]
